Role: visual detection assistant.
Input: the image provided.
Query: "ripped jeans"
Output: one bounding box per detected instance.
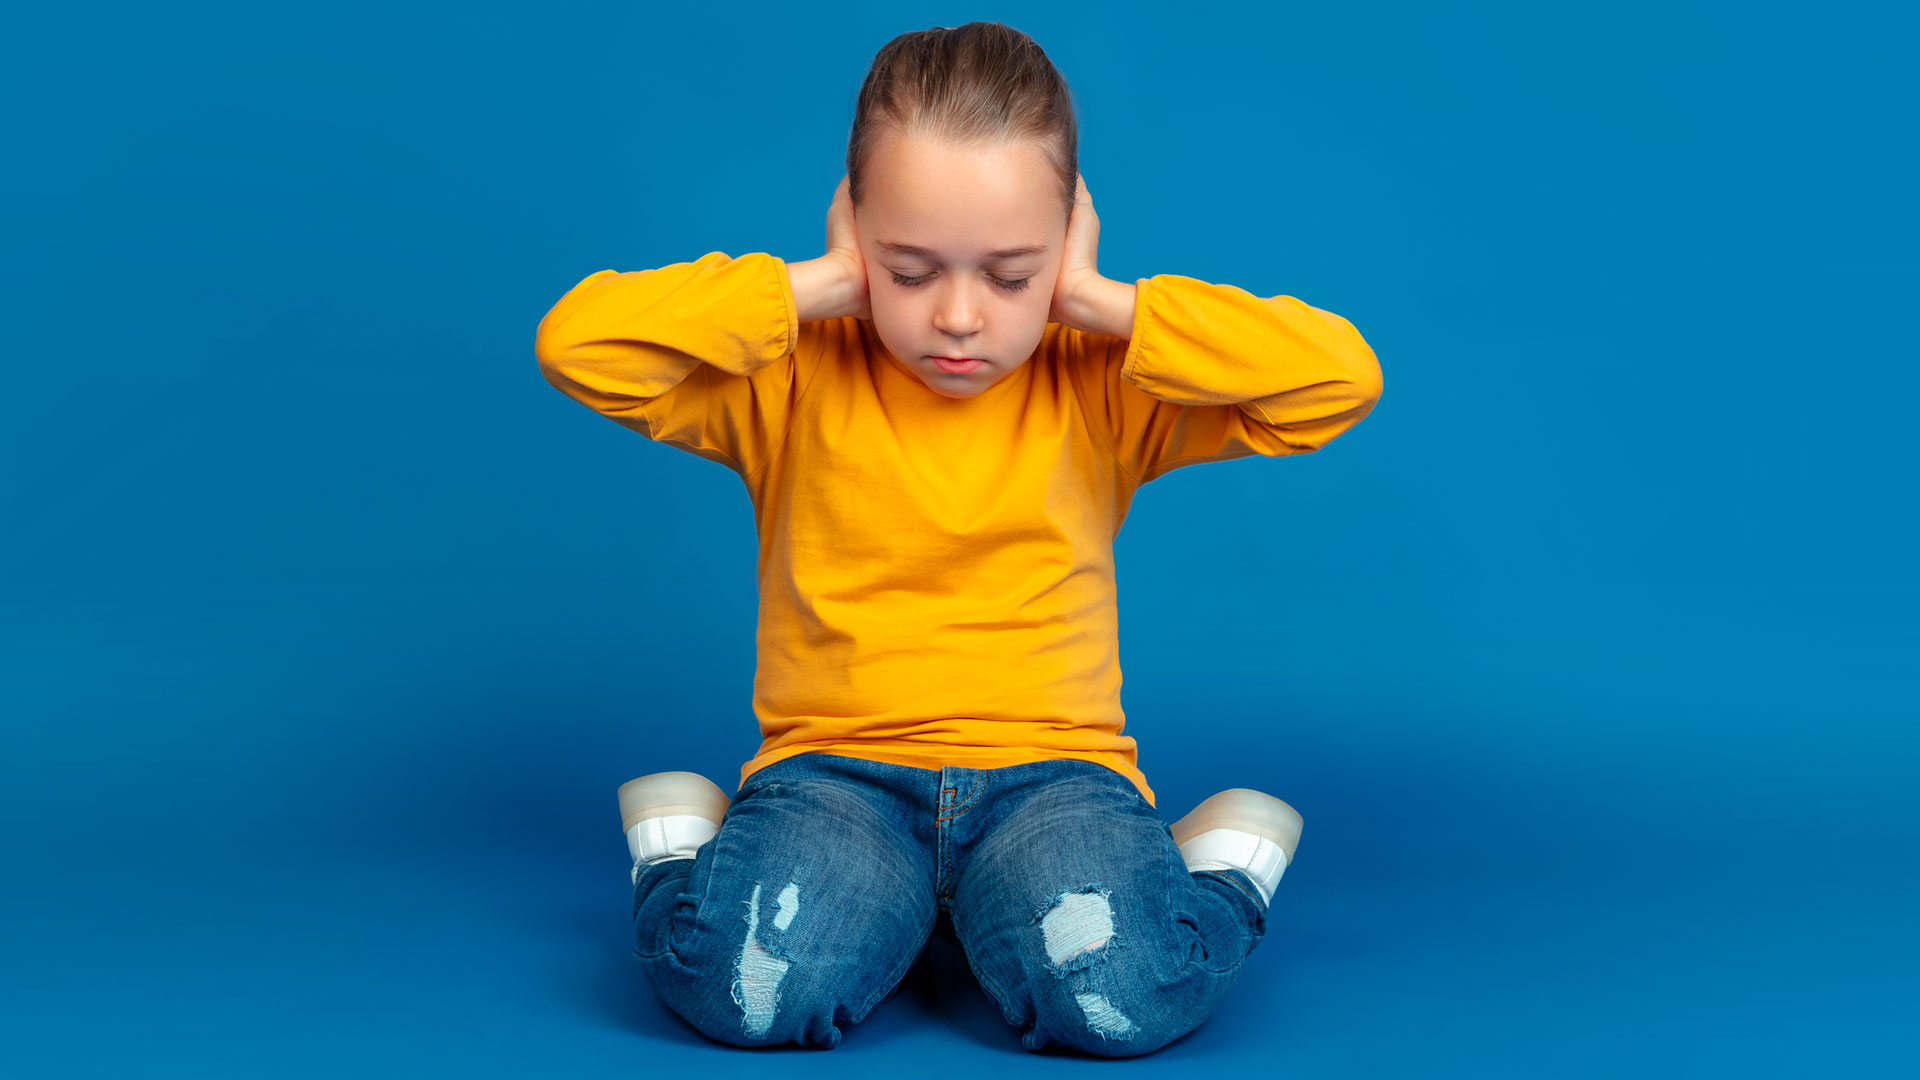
[630,752,1269,1055]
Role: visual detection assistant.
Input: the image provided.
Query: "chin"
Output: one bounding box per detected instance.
[922,380,983,400]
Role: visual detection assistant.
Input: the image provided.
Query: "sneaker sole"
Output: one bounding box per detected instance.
[617,770,732,833]
[1168,788,1304,864]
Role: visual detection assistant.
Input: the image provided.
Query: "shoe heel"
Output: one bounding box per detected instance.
[617,771,732,867]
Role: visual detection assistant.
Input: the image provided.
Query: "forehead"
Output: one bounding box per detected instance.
[862,134,1058,259]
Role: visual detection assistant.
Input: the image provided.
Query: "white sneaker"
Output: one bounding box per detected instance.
[617,771,731,884]
[1168,788,1304,907]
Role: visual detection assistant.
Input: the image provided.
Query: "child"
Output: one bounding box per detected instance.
[535,21,1382,1056]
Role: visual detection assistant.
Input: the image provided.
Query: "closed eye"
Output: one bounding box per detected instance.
[891,271,1032,293]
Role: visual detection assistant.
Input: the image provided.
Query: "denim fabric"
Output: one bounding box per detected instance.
[631,752,1269,1054]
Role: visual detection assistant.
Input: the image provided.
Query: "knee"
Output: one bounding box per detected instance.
[726,881,814,1044]
[696,879,844,1048]
[654,877,902,1050]
[1023,884,1191,1057]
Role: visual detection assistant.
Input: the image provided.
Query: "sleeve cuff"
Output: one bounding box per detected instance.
[1117,276,1154,385]
[772,254,800,358]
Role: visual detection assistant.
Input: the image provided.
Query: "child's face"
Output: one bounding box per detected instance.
[855,133,1068,400]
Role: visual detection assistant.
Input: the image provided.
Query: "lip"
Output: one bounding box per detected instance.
[929,356,986,373]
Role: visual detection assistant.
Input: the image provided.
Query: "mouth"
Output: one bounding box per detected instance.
[929,356,986,373]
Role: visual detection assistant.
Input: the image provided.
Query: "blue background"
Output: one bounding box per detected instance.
[4,0,1912,1075]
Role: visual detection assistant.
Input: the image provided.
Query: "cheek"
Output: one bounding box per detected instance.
[870,291,907,324]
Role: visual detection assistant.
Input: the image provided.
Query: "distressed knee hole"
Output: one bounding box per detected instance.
[1033,884,1139,1040]
[1073,991,1140,1041]
[731,880,801,1038]
[1035,884,1119,969]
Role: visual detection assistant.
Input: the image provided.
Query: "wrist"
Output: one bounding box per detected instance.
[1063,274,1138,340]
[788,255,861,322]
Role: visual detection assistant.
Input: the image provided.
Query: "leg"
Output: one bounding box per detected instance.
[632,770,936,1048]
[950,765,1267,1056]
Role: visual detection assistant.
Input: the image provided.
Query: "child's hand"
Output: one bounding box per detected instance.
[823,174,873,321]
[1049,173,1101,326]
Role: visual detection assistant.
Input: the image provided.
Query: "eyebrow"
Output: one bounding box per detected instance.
[876,241,1050,260]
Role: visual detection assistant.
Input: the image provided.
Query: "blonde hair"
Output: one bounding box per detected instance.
[846,21,1080,225]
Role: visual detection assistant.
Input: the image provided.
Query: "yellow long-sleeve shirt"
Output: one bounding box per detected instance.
[534,251,1383,809]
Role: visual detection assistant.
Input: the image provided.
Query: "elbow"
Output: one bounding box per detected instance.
[1353,357,1384,413]
[533,315,576,375]
[1249,327,1382,456]
[1334,333,1384,423]
[1339,322,1384,408]
[1343,360,1384,436]
[532,268,622,373]
[1303,302,1383,412]
[1312,347,1381,431]
[1292,357,1383,453]
[532,320,600,408]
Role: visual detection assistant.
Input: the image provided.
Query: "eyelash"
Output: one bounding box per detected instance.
[889,271,1032,293]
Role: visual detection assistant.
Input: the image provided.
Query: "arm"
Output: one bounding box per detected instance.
[1062,273,1385,485]
[533,251,849,481]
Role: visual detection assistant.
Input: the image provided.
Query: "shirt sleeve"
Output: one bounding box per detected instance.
[1076,273,1385,485]
[532,250,812,482]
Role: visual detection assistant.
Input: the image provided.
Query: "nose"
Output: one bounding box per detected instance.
[930,280,985,339]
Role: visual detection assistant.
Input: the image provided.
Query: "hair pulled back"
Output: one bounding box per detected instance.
[846,21,1079,225]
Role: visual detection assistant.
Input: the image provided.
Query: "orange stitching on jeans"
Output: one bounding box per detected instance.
[935,785,983,822]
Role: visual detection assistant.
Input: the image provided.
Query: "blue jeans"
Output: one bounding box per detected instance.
[630,752,1269,1054]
